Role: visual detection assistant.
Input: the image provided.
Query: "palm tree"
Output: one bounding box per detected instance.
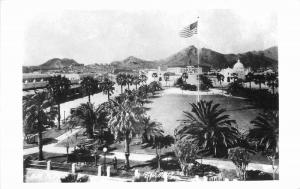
[216,73,224,86]
[199,75,213,91]
[140,116,164,143]
[182,72,188,82]
[100,78,115,101]
[247,111,279,179]
[148,81,162,96]
[116,73,127,94]
[265,72,278,94]
[141,117,174,170]
[163,72,170,87]
[125,74,133,90]
[132,75,141,90]
[68,102,98,139]
[47,75,71,130]
[108,98,143,170]
[139,74,148,85]
[81,76,99,103]
[245,72,254,89]
[176,100,240,157]
[23,92,54,160]
[253,74,265,90]
[152,73,158,79]
[137,84,150,99]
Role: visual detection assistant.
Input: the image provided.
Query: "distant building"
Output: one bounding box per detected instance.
[219,67,234,83]
[23,73,52,83]
[219,59,250,83]
[61,73,80,81]
[167,67,186,75]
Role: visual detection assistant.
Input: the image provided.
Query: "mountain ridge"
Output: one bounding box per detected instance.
[23,46,278,73]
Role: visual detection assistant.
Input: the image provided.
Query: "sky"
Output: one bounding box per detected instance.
[24,9,277,66]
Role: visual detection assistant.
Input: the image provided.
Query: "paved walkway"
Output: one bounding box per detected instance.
[23,127,82,155]
[162,87,246,99]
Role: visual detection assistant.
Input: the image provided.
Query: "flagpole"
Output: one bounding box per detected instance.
[197,17,200,103]
[197,46,200,103]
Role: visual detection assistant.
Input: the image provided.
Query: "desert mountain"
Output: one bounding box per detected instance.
[156,45,278,71]
[262,46,278,61]
[39,58,83,70]
[110,56,156,70]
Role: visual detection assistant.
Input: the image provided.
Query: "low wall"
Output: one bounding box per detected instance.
[24,168,130,183]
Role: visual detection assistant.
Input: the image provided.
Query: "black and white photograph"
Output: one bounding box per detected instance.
[1,0,300,187]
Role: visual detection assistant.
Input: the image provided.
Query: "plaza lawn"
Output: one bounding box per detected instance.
[55,91,265,162]
[146,92,261,135]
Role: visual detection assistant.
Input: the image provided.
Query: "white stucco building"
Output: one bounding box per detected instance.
[61,73,80,81]
[219,59,250,84]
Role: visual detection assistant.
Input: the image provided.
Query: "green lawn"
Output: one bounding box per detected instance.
[146,93,261,135]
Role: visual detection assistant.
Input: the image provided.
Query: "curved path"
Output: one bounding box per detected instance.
[23,127,82,155]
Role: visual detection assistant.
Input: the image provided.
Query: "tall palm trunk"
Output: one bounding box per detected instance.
[127,84,130,90]
[249,81,252,89]
[135,84,138,90]
[156,145,161,171]
[121,85,123,94]
[88,94,91,103]
[99,126,104,144]
[272,83,275,94]
[214,143,217,157]
[87,125,93,139]
[57,103,61,130]
[38,128,43,160]
[107,92,110,101]
[124,135,130,170]
[271,156,276,180]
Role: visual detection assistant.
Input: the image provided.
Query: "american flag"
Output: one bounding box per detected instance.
[179,21,198,38]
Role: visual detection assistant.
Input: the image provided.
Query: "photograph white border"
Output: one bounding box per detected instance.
[1,0,300,189]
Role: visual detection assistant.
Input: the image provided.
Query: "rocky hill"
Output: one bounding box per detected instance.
[39,58,83,70]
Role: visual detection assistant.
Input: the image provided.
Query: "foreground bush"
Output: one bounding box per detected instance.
[180,84,197,91]
[60,174,89,182]
[228,147,251,180]
[189,162,220,177]
[246,170,273,180]
[199,75,213,90]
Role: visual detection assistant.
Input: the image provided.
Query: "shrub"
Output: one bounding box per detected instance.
[77,175,89,182]
[228,147,251,180]
[199,75,213,90]
[227,81,244,96]
[175,77,184,87]
[181,84,197,91]
[133,176,147,182]
[246,170,273,180]
[174,139,200,176]
[189,162,220,177]
[60,174,89,182]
